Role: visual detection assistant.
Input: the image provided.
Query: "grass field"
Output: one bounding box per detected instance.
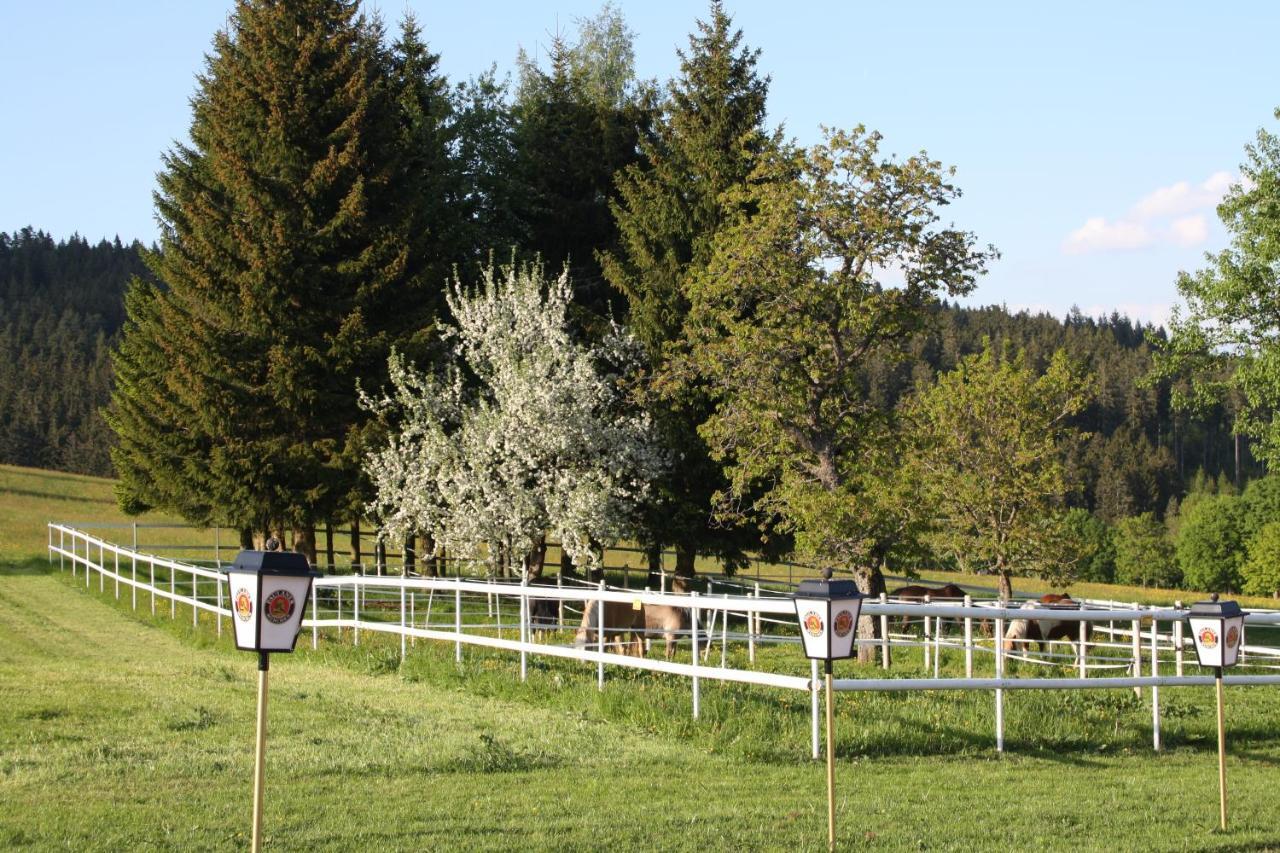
[6,463,1280,849]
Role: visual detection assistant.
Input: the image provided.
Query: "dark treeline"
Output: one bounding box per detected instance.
[0,228,149,475]
[0,222,1250,511]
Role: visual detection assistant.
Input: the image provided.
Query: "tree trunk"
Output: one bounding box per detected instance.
[404,533,416,576]
[559,541,576,578]
[527,535,547,580]
[423,533,438,578]
[997,568,1013,602]
[350,520,362,573]
[852,565,887,664]
[239,528,254,550]
[674,545,697,589]
[292,524,317,566]
[646,545,663,589]
[324,522,334,571]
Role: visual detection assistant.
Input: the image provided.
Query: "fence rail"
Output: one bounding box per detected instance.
[47,522,1280,757]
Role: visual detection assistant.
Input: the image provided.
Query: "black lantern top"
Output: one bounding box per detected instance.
[795,577,862,600]
[1188,598,1245,620]
[228,550,319,577]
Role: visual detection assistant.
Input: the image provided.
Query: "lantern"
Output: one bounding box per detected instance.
[793,575,864,661]
[1187,597,1246,671]
[225,550,320,654]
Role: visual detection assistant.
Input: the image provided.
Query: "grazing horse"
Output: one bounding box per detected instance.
[527,580,560,642]
[1002,594,1091,665]
[642,604,688,661]
[574,599,645,656]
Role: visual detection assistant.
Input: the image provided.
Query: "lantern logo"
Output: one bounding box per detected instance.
[235,590,253,622]
[1226,625,1240,649]
[1198,627,1218,649]
[264,590,295,625]
[833,609,854,638]
[803,611,824,637]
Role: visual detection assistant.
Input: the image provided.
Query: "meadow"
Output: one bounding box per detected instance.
[4,463,1280,850]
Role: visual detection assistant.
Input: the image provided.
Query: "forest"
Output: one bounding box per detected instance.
[6,1,1278,600]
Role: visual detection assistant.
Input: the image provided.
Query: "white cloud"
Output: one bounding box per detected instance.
[1062,171,1234,255]
[1063,217,1152,254]
[1170,215,1209,247]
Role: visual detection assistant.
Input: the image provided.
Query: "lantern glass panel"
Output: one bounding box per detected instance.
[796,597,833,659]
[229,572,261,651]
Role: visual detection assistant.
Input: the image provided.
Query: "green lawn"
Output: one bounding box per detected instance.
[6,463,1280,849]
[4,563,1280,850]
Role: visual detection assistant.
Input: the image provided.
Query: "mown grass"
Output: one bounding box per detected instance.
[5,560,1280,850]
[8,463,1280,848]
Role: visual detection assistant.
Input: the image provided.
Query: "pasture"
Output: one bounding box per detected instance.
[5,464,1280,849]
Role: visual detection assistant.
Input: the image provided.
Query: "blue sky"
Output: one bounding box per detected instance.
[3,1,1277,326]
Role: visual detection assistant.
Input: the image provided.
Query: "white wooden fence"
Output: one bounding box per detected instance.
[47,523,1280,756]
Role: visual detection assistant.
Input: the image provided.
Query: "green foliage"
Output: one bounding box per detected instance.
[1156,109,1280,466]
[1242,520,1280,597]
[684,127,995,594]
[599,1,773,567]
[907,340,1092,595]
[1061,508,1116,583]
[1113,512,1179,588]
[1175,493,1247,592]
[106,1,454,540]
[1241,473,1280,538]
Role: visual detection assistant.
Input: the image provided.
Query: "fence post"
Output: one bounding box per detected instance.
[811,658,820,760]
[557,574,564,626]
[170,563,176,619]
[934,600,943,678]
[336,586,342,641]
[60,527,65,573]
[1131,603,1141,698]
[1151,617,1161,752]
[691,591,700,719]
[311,584,318,650]
[192,568,198,629]
[150,557,155,616]
[410,590,416,648]
[354,582,360,647]
[217,573,223,639]
[995,615,1005,753]
[964,595,974,679]
[1174,600,1184,677]
[114,550,120,600]
[400,582,407,663]
[923,595,932,670]
[214,526,220,567]
[1078,618,1088,678]
[749,583,759,664]
[131,548,137,611]
[879,592,890,670]
[597,581,606,691]
[455,578,463,663]
[520,576,528,683]
[721,594,729,669]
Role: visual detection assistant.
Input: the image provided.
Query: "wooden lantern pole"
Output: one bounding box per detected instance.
[252,651,270,853]
[1216,666,1227,831]
[825,658,836,852]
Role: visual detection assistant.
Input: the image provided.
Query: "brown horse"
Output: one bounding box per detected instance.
[888,583,970,631]
[1002,593,1092,660]
[574,599,645,656]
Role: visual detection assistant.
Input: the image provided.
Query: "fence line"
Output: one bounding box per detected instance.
[47,523,1280,756]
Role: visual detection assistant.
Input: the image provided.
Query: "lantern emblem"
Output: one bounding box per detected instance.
[236,590,253,622]
[1198,627,1218,649]
[833,610,854,638]
[264,590,295,625]
[1226,625,1240,649]
[803,611,824,637]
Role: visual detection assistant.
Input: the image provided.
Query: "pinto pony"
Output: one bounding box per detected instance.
[1002,593,1091,666]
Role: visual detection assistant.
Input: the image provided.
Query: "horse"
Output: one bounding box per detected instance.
[641,603,688,661]
[1002,593,1092,666]
[574,598,645,656]
[526,579,561,642]
[888,583,970,632]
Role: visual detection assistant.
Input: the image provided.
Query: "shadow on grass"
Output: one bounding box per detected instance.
[0,557,57,575]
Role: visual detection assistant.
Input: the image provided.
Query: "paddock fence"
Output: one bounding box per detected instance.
[47,522,1280,756]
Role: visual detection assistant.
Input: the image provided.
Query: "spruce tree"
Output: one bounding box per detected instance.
[599,1,773,580]
[107,1,450,555]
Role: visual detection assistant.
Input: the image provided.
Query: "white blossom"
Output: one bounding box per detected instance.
[363,263,667,575]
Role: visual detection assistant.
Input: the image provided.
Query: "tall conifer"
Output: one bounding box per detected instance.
[107,1,450,554]
[600,1,773,578]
